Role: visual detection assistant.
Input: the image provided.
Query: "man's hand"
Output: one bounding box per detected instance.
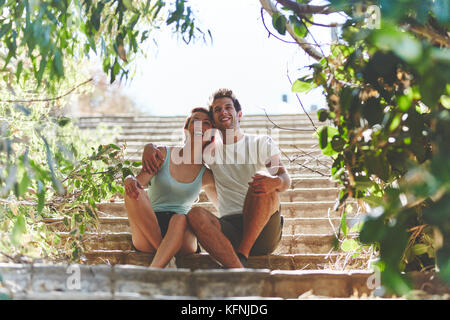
[248,172,282,195]
[124,176,144,200]
[142,143,164,175]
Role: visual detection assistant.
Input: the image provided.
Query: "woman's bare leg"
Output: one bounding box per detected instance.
[124,188,162,252]
[150,214,189,268]
[177,225,198,256]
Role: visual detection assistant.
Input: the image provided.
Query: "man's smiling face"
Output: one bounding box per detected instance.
[211,97,242,131]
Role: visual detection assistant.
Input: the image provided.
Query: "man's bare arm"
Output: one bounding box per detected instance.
[142,143,164,174]
[202,169,219,209]
[248,154,290,194]
[267,154,291,193]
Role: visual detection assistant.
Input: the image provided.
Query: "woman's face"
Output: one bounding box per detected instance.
[187,111,214,147]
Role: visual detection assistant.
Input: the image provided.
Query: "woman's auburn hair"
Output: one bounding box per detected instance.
[183,107,211,129]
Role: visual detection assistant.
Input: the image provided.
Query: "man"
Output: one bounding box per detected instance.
[142,89,290,268]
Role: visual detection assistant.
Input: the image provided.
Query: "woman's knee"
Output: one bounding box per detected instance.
[169,213,187,228]
[131,236,155,253]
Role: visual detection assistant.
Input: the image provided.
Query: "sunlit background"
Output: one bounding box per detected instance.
[115,0,346,116]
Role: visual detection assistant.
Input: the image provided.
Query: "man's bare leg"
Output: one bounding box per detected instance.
[187,207,243,268]
[236,188,280,258]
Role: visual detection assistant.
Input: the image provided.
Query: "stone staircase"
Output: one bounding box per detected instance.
[1,113,378,299]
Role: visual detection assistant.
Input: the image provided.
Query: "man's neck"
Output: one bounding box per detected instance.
[219,128,244,145]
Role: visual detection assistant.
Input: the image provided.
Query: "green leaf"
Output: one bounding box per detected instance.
[15,60,23,82]
[132,161,141,167]
[389,114,402,131]
[109,143,120,150]
[412,244,429,256]
[18,173,30,197]
[53,49,64,78]
[10,214,27,247]
[341,239,359,252]
[441,95,450,109]
[272,12,287,35]
[397,95,411,112]
[316,125,339,156]
[292,79,317,93]
[340,210,348,237]
[372,26,422,64]
[289,15,307,38]
[318,126,328,149]
[359,207,386,243]
[331,135,346,152]
[123,0,134,11]
[37,180,45,214]
[0,22,11,38]
[317,109,329,122]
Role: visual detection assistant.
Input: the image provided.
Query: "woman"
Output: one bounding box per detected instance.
[123,107,217,268]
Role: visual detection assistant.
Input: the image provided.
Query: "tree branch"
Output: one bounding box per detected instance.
[405,23,450,48]
[0,78,94,104]
[275,0,337,15]
[259,0,323,61]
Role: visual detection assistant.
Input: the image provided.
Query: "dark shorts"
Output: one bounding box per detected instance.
[218,210,284,256]
[133,211,201,253]
[154,211,177,238]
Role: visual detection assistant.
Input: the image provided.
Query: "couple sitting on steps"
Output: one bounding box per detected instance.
[123,88,291,269]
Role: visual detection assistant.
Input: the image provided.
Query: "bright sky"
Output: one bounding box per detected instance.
[122,0,344,116]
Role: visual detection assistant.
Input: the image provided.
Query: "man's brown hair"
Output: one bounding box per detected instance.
[208,88,242,115]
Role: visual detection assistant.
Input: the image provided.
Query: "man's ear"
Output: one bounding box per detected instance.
[237,110,243,122]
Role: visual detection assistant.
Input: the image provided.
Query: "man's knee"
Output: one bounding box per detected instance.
[187,207,219,230]
[247,188,280,211]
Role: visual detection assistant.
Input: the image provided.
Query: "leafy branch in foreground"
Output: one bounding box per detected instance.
[262,0,449,295]
[0,0,208,91]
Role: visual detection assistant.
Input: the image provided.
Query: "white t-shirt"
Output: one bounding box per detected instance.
[204,134,281,217]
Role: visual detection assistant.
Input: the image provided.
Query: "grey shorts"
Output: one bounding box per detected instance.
[218,210,283,256]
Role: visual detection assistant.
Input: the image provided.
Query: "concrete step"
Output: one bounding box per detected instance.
[76,114,321,123]
[78,121,320,132]
[0,263,377,299]
[120,140,321,150]
[115,133,319,142]
[95,201,354,218]
[290,176,337,188]
[77,116,321,125]
[122,146,326,156]
[44,215,358,235]
[118,155,333,174]
[198,188,339,203]
[82,251,365,270]
[59,232,339,254]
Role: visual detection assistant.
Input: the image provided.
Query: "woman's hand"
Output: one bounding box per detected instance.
[124,176,144,200]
